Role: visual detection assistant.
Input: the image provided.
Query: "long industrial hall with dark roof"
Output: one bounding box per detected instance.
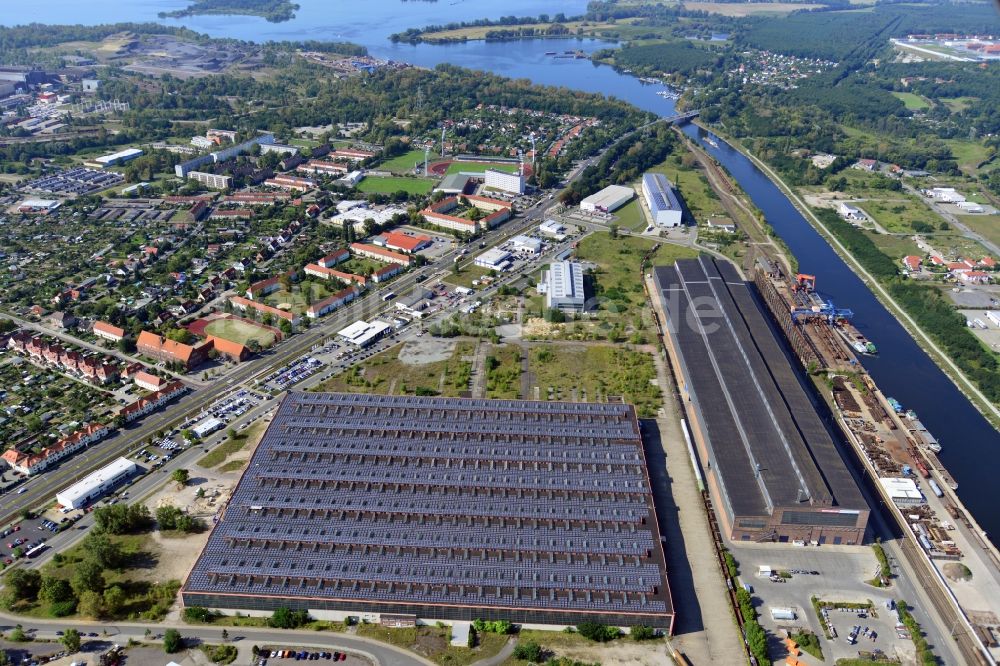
[183,392,675,631]
[651,256,870,544]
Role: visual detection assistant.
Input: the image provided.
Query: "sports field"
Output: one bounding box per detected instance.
[357,176,435,195]
[378,149,429,173]
[204,318,276,348]
[445,161,520,176]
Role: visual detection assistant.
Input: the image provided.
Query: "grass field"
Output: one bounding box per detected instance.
[379,149,430,173]
[614,197,647,231]
[357,175,435,195]
[197,420,266,468]
[891,91,931,110]
[314,341,476,397]
[956,214,1000,252]
[683,1,823,15]
[865,231,922,261]
[943,139,991,175]
[485,344,523,399]
[204,319,276,348]
[530,344,662,417]
[263,280,332,316]
[575,233,698,314]
[857,196,937,235]
[940,96,979,113]
[446,161,520,175]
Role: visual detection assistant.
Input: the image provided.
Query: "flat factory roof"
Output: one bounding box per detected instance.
[337,319,391,347]
[580,185,633,211]
[182,392,673,628]
[653,256,867,521]
[56,457,135,506]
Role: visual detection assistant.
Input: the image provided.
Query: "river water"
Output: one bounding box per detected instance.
[8,2,999,542]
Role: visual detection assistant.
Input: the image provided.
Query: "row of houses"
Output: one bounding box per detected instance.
[7,332,125,384]
[118,380,187,423]
[136,331,249,369]
[230,296,301,327]
[304,263,368,286]
[903,255,995,284]
[307,286,360,319]
[1,422,111,476]
[419,195,512,234]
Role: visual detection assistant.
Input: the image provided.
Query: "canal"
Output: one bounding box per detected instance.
[679,125,1000,546]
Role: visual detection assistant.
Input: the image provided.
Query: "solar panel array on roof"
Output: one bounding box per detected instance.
[183,392,673,629]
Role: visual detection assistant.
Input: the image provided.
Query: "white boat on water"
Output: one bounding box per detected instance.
[909,418,942,453]
[705,137,719,148]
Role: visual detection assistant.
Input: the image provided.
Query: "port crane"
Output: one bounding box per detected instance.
[789,273,854,323]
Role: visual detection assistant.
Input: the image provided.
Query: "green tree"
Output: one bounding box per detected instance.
[2,569,41,608]
[71,559,105,596]
[8,626,28,642]
[171,468,190,487]
[93,503,151,534]
[103,585,126,616]
[61,628,81,653]
[269,607,311,629]
[512,641,543,661]
[576,621,620,642]
[163,628,183,653]
[85,532,124,569]
[76,590,104,618]
[39,576,74,605]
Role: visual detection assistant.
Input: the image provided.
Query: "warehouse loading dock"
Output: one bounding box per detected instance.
[651,256,869,544]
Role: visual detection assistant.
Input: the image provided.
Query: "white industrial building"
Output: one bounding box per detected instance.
[641,173,683,228]
[188,171,233,190]
[338,319,392,348]
[838,203,865,221]
[509,235,542,255]
[338,170,365,187]
[474,248,513,271]
[539,219,567,239]
[879,477,924,507]
[192,417,225,439]
[542,261,587,312]
[484,168,525,195]
[926,187,966,203]
[56,457,136,510]
[90,148,143,168]
[580,185,633,214]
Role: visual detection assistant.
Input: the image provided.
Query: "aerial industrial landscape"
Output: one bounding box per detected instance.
[0,1,999,666]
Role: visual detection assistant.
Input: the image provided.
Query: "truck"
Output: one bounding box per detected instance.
[929,479,944,498]
[770,607,797,621]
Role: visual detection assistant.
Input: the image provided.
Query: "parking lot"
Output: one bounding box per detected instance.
[730,542,918,663]
[258,647,366,666]
[263,357,325,391]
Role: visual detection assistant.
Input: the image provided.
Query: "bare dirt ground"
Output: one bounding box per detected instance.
[522,636,669,666]
[397,337,457,365]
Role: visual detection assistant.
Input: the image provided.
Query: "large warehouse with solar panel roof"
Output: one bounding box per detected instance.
[182,392,675,631]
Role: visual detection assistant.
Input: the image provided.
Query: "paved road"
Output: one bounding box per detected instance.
[0,611,433,666]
